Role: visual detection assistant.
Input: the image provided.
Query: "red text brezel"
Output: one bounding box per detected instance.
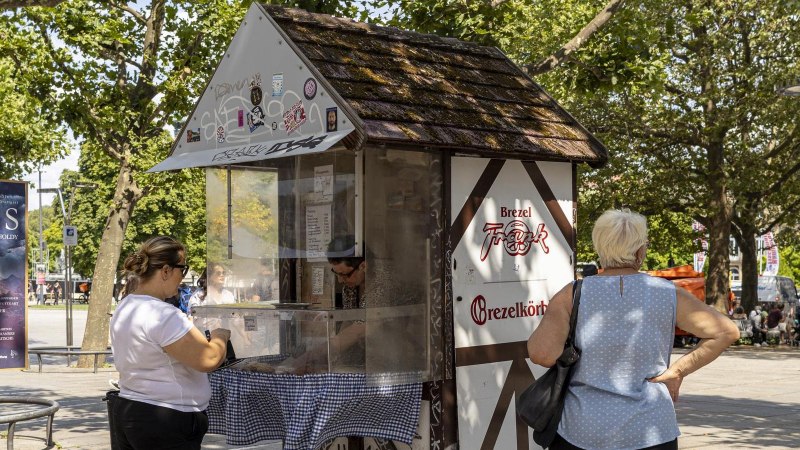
[470,295,547,326]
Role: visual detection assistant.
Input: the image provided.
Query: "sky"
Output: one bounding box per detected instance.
[21,148,81,211]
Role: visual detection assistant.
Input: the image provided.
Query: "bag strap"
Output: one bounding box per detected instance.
[565,280,582,347]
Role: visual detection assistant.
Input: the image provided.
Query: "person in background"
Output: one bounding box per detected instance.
[781,304,794,344]
[189,262,235,307]
[750,305,765,347]
[250,258,278,302]
[749,305,761,321]
[110,236,231,449]
[766,303,784,345]
[731,306,752,343]
[166,283,193,316]
[528,209,738,450]
[53,282,62,305]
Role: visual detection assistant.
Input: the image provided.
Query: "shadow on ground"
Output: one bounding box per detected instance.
[677,393,800,449]
[0,384,111,441]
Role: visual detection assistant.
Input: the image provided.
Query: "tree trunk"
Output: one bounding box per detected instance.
[78,160,142,367]
[738,226,759,313]
[705,142,732,314]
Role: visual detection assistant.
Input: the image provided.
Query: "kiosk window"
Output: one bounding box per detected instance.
[204,149,356,306]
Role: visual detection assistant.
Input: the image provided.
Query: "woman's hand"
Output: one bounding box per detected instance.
[164,327,229,372]
[647,368,683,402]
[209,328,231,342]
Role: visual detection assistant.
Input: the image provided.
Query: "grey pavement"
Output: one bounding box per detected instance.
[3,309,800,449]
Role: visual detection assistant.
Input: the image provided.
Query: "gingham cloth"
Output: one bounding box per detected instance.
[207,368,422,449]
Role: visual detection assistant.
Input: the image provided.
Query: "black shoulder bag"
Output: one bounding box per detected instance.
[517,279,582,448]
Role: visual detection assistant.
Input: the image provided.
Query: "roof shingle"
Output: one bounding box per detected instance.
[263,4,607,165]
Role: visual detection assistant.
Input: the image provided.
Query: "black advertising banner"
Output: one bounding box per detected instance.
[0,180,27,370]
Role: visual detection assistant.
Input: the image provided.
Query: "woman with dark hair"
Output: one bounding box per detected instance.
[110,236,231,449]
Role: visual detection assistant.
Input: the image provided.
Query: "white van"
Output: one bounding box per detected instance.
[757,276,799,306]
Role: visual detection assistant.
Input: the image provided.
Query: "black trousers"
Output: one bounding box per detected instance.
[111,395,208,450]
[551,434,678,450]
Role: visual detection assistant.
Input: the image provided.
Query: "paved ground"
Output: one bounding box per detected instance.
[3,309,800,449]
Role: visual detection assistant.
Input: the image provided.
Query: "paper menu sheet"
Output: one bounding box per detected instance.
[314,165,333,202]
[312,267,324,295]
[305,204,332,260]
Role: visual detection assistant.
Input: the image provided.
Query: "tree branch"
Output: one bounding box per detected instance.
[566,54,607,80]
[599,122,705,151]
[759,196,800,235]
[108,0,146,26]
[763,151,800,198]
[764,122,800,160]
[524,0,626,76]
[130,0,165,129]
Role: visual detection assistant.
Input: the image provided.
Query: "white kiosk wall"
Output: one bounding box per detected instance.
[450,157,575,449]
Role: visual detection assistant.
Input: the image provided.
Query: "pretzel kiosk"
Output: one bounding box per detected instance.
[150,4,608,449]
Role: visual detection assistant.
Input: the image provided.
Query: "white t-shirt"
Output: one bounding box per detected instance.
[111,294,210,412]
[189,288,235,307]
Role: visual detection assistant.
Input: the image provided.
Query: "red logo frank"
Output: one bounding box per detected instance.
[480,220,549,261]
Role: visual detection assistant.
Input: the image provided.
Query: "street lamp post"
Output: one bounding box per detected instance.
[38,182,95,347]
[37,167,45,306]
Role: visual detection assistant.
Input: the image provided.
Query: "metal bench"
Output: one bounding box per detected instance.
[0,396,60,450]
[28,347,112,374]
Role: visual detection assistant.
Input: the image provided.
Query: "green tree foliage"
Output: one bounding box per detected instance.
[0,12,68,178]
[778,246,800,283]
[25,205,59,272]
[381,0,620,67]
[68,140,207,279]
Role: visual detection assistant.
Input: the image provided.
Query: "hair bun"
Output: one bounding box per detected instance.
[137,253,150,275]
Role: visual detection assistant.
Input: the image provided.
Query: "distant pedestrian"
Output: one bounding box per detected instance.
[53,283,61,306]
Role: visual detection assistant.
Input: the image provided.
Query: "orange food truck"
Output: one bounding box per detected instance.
[647,265,734,344]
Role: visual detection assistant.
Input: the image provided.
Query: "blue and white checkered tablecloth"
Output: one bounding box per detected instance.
[208,368,422,450]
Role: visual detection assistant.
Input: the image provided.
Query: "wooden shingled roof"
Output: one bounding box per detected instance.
[263,5,608,166]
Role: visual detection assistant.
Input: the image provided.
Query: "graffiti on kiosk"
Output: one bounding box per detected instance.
[470,294,547,326]
[480,217,549,261]
[211,135,328,162]
[198,70,328,143]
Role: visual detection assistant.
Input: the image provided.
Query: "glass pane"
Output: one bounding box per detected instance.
[205,167,279,303]
[363,148,441,384]
[203,149,357,308]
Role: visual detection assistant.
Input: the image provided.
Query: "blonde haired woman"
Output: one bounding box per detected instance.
[528,209,738,450]
[110,236,231,449]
